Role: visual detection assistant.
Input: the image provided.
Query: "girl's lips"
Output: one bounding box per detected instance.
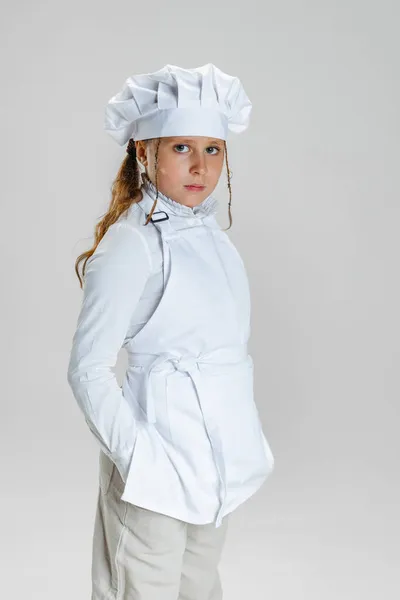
[185,185,205,191]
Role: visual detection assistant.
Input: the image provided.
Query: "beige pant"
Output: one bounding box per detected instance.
[91,451,229,600]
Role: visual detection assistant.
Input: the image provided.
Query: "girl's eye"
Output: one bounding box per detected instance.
[174,144,189,153]
[206,146,220,155]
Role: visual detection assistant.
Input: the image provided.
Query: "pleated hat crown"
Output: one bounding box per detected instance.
[104,63,252,145]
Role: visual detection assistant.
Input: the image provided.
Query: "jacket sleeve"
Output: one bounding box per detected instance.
[67,220,152,482]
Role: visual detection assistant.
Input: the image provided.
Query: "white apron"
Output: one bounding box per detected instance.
[120,189,275,528]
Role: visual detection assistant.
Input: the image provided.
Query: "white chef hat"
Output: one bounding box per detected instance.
[104,63,252,145]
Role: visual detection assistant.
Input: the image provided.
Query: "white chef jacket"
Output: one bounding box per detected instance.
[67,173,274,526]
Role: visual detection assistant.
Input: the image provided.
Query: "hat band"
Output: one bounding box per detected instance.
[133,107,229,141]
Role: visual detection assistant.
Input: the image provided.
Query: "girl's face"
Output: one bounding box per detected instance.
[136,136,225,208]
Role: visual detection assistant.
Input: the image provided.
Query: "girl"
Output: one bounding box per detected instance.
[67,63,275,600]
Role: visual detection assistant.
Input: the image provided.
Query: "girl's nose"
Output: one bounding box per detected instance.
[192,157,207,175]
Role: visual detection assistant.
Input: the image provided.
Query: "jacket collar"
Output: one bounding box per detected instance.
[140,172,219,219]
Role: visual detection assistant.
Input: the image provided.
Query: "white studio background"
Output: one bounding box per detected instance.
[1,1,398,599]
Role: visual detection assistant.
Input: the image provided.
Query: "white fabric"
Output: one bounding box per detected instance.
[121,173,222,340]
[104,63,252,144]
[67,177,275,529]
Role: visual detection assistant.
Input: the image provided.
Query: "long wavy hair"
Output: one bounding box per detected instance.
[74,137,233,288]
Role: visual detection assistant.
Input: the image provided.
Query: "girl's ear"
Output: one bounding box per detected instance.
[135,141,148,166]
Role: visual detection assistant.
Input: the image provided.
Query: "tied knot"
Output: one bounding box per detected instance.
[172,356,199,373]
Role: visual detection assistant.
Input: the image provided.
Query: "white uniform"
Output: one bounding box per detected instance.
[67,175,275,529]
